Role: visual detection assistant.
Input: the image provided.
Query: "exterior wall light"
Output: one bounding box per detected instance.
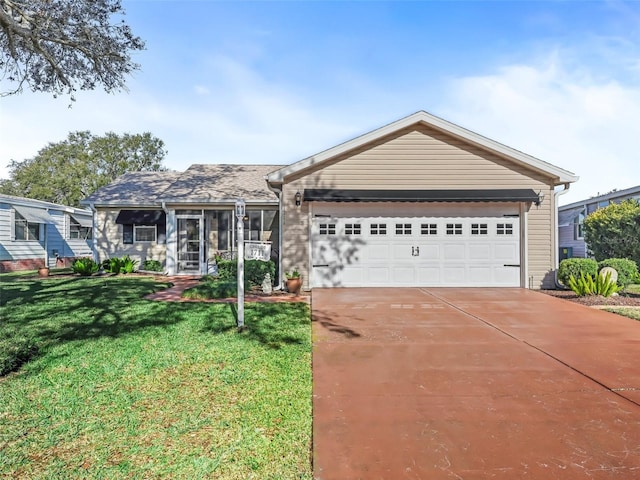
[295,191,302,206]
[536,190,545,206]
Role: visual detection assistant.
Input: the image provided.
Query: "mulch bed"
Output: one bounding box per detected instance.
[541,289,640,307]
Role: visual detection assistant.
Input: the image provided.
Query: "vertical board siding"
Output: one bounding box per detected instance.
[281,126,557,289]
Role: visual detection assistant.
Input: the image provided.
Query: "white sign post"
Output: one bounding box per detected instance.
[235,200,245,329]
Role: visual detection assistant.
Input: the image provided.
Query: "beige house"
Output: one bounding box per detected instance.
[267,111,577,290]
[84,111,577,289]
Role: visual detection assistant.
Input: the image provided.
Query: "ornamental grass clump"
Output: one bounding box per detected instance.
[567,271,619,297]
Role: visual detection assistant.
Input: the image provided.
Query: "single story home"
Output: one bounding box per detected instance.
[559,184,640,259]
[0,194,93,272]
[82,111,578,289]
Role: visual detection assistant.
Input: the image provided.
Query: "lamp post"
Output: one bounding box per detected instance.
[235,200,245,329]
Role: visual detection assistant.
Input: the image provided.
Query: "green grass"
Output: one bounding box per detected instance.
[603,307,640,321]
[0,276,312,479]
[183,280,240,300]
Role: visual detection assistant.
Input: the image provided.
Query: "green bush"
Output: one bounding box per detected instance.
[142,259,163,272]
[598,258,638,287]
[215,259,275,287]
[72,257,99,276]
[182,281,238,300]
[568,271,619,297]
[558,258,598,286]
[0,332,38,376]
[103,256,138,274]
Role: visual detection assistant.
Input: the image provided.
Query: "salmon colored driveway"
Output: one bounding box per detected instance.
[312,288,640,480]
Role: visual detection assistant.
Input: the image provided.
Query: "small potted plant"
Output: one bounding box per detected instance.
[285,269,303,295]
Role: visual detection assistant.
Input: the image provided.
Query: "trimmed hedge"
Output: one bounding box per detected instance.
[558,258,598,287]
[216,259,275,287]
[598,258,638,287]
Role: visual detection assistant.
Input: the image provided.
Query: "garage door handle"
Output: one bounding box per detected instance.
[313,264,329,268]
[412,246,420,256]
[504,264,521,267]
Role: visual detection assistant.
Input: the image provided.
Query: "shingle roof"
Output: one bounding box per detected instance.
[160,164,283,203]
[81,171,181,206]
[81,164,283,206]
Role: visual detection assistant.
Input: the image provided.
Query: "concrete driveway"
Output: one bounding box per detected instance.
[312,288,640,479]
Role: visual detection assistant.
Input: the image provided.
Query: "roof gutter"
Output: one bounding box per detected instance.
[554,184,571,289]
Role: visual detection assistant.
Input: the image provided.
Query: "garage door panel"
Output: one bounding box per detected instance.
[311,215,520,287]
[468,244,491,260]
[443,244,466,260]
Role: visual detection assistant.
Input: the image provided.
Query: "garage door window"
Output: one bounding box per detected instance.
[395,223,412,235]
[421,223,437,235]
[471,223,488,235]
[319,223,336,235]
[497,223,514,235]
[345,223,361,235]
[370,223,387,235]
[446,223,463,235]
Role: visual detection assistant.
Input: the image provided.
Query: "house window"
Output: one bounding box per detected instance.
[395,223,412,235]
[69,217,92,240]
[14,212,40,241]
[421,224,437,235]
[134,225,156,242]
[471,223,488,235]
[574,212,585,240]
[370,223,387,235]
[497,223,514,235]
[446,223,462,235]
[345,223,361,235]
[319,223,336,235]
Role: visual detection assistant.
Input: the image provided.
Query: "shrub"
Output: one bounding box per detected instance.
[142,259,163,272]
[0,332,38,376]
[122,255,138,274]
[215,259,275,287]
[598,258,638,287]
[103,256,138,274]
[72,257,99,276]
[584,199,640,266]
[182,281,238,300]
[568,271,619,297]
[558,258,598,286]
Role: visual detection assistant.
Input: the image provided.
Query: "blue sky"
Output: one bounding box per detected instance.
[1,0,639,205]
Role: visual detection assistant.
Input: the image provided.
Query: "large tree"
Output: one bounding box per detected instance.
[583,199,640,266]
[0,0,144,98]
[0,131,168,206]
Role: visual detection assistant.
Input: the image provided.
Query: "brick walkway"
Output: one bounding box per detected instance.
[145,275,309,303]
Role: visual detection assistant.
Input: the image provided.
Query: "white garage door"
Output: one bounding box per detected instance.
[311,215,520,288]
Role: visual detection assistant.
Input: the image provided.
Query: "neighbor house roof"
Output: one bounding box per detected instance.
[81,164,283,207]
[266,110,579,185]
[559,184,640,211]
[81,171,181,207]
[0,193,91,216]
[160,164,283,204]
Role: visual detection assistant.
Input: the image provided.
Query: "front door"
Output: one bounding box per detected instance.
[177,218,201,273]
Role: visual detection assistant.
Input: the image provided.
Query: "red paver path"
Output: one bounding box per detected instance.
[312,288,640,480]
[144,276,309,303]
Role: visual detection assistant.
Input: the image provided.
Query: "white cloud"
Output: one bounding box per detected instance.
[437,53,640,205]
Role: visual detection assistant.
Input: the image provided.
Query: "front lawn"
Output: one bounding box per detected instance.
[0,276,312,479]
[603,307,640,321]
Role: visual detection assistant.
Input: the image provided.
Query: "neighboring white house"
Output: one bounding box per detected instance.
[558,185,640,259]
[0,194,93,272]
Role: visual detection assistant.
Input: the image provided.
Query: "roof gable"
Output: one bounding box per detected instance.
[266,111,578,185]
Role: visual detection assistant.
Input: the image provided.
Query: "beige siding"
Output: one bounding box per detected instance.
[95,209,166,266]
[281,125,557,289]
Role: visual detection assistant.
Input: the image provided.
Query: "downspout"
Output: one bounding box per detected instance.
[88,203,98,263]
[266,181,283,289]
[554,184,571,288]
